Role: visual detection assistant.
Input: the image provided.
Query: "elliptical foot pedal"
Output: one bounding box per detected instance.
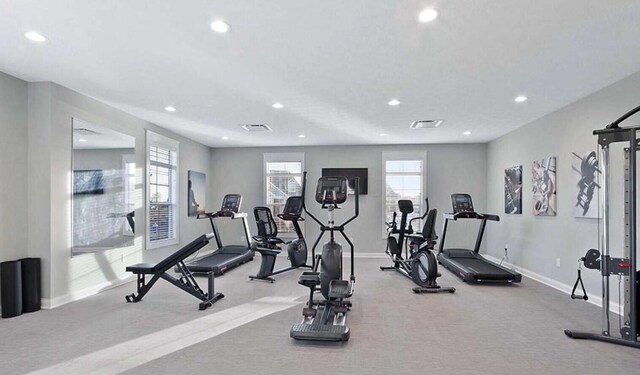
[302,307,317,317]
[298,272,320,287]
[328,280,350,299]
[334,304,349,314]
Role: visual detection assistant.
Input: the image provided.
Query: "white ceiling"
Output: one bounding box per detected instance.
[1,0,640,148]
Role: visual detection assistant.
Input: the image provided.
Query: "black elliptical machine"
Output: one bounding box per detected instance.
[249,196,312,282]
[290,173,359,342]
[380,199,455,294]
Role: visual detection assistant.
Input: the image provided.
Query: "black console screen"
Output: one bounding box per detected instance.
[451,194,474,213]
[221,194,242,213]
[315,177,348,204]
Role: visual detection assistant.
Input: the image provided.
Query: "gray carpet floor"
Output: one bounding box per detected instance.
[1,256,639,374]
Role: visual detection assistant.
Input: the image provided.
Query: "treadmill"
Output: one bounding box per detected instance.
[182,194,254,275]
[437,194,521,283]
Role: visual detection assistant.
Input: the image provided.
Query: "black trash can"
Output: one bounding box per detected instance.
[1,260,23,318]
[20,258,41,313]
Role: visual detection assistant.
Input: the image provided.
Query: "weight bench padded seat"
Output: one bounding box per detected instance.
[125,263,158,274]
[125,233,224,310]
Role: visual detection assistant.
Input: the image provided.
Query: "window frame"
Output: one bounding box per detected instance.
[381,151,427,238]
[263,152,305,238]
[146,131,180,249]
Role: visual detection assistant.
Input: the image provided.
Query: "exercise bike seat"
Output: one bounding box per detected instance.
[328,280,352,299]
[298,272,320,287]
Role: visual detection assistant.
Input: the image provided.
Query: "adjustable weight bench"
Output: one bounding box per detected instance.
[125,233,224,310]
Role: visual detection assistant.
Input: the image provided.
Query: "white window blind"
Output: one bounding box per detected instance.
[264,153,304,234]
[383,152,426,234]
[147,131,179,248]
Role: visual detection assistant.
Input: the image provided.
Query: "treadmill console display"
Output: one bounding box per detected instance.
[452,194,474,214]
[315,177,348,205]
[220,194,242,214]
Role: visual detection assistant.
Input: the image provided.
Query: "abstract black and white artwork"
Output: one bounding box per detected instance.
[504,165,522,214]
[532,157,557,216]
[572,151,600,218]
[188,170,206,217]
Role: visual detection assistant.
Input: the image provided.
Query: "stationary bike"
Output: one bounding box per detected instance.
[249,196,312,282]
[380,199,455,294]
[290,173,359,342]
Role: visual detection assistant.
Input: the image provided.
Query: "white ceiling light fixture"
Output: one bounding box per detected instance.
[418,8,439,23]
[221,136,229,140]
[24,31,47,43]
[387,99,401,106]
[514,95,528,103]
[211,20,231,33]
[78,138,87,142]
[298,134,305,138]
[379,133,387,136]
[164,105,177,112]
[272,102,284,109]
[463,130,471,135]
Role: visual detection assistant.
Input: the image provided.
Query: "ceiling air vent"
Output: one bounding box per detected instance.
[240,124,273,132]
[73,128,100,136]
[409,120,444,129]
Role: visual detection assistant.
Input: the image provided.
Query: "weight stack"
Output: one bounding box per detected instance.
[20,258,41,313]
[1,260,23,318]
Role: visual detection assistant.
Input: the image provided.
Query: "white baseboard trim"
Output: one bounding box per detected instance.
[42,275,134,309]
[483,255,622,314]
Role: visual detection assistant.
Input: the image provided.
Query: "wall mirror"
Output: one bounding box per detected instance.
[72,118,136,256]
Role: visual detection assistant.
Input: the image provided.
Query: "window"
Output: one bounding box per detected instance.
[264,153,304,234]
[147,131,179,248]
[383,152,426,234]
[122,153,136,236]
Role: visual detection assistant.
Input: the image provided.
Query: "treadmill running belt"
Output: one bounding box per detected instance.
[454,258,514,280]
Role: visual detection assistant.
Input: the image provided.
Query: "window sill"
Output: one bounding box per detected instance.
[147,237,179,250]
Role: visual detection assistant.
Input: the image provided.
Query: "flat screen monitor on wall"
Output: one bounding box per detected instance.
[321,168,368,195]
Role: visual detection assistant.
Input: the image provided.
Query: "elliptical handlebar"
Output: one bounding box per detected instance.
[341,177,360,227]
[301,171,324,227]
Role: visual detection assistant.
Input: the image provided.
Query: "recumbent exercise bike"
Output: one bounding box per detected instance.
[380,199,455,294]
[249,196,312,282]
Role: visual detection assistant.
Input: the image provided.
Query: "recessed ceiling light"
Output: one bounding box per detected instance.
[221,136,229,140]
[418,8,439,23]
[387,99,401,106]
[514,95,528,103]
[379,133,387,136]
[78,138,87,142]
[164,106,176,112]
[463,131,471,136]
[24,31,47,43]
[211,20,231,33]
[298,134,305,138]
[272,102,284,109]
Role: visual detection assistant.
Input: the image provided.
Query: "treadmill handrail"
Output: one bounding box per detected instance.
[444,211,500,221]
[197,211,248,219]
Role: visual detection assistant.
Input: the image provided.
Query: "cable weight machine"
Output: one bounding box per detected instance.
[565,104,640,348]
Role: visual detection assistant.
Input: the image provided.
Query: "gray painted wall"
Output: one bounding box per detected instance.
[28,82,214,303]
[486,70,640,296]
[0,72,28,263]
[210,144,488,256]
